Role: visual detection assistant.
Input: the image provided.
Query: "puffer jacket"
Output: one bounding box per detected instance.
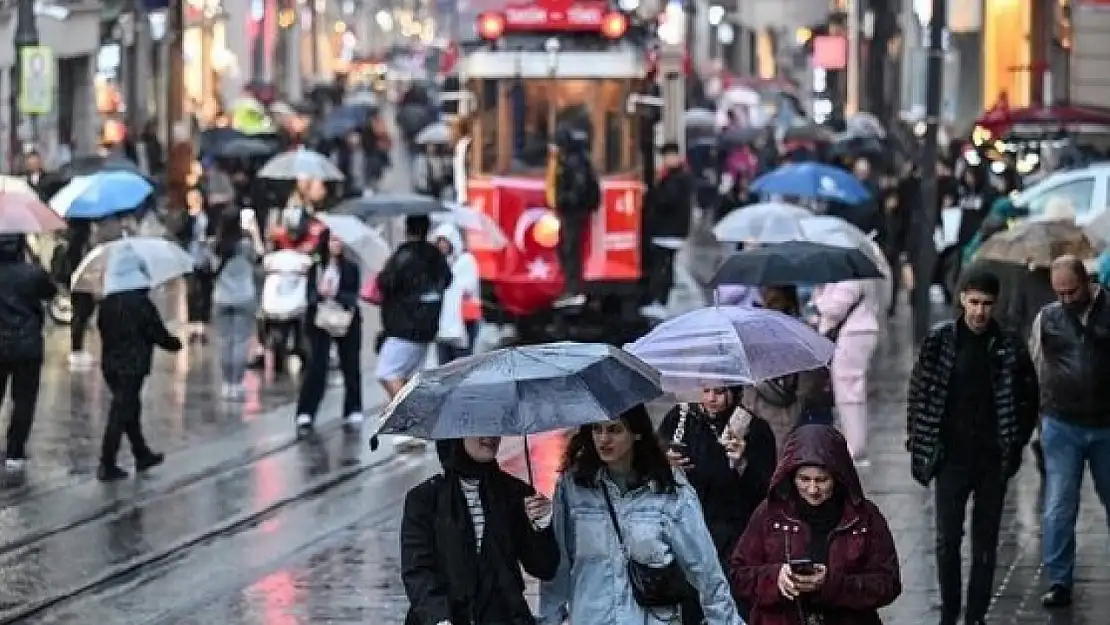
[906,319,1039,485]
[0,240,57,362]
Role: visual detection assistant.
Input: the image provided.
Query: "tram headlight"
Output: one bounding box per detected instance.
[533,213,561,248]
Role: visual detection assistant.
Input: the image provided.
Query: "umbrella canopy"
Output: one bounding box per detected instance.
[258,148,345,181]
[845,112,886,138]
[375,342,664,439]
[39,156,148,199]
[433,202,510,249]
[685,108,717,128]
[71,236,194,296]
[50,171,155,220]
[713,202,814,242]
[1083,210,1110,249]
[0,175,36,196]
[214,136,281,160]
[0,191,66,234]
[712,240,885,286]
[338,193,448,219]
[977,219,1096,267]
[317,107,370,140]
[199,127,244,155]
[751,162,872,205]
[316,213,390,271]
[625,306,834,393]
[416,122,451,145]
[719,126,764,149]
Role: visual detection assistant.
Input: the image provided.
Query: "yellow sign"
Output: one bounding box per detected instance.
[20,47,55,116]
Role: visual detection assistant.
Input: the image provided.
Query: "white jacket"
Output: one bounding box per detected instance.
[431,223,479,343]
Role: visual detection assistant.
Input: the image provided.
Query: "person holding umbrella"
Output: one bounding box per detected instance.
[294,229,364,432]
[400,437,560,625]
[0,235,57,470]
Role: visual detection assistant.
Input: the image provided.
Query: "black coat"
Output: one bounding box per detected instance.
[646,166,695,239]
[401,472,559,625]
[97,290,181,377]
[0,259,56,362]
[658,405,776,559]
[378,241,452,343]
[906,319,1039,485]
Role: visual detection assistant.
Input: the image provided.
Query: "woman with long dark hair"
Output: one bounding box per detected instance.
[401,437,560,625]
[294,229,362,431]
[210,206,263,400]
[539,405,742,625]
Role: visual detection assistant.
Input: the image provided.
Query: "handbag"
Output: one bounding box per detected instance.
[315,300,354,337]
[360,272,383,305]
[600,484,695,609]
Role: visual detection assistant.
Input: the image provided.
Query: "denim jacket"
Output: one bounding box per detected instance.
[538,469,743,625]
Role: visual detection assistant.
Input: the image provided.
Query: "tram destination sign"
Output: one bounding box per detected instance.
[502,1,609,32]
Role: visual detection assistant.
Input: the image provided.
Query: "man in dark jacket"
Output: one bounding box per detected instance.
[906,269,1039,625]
[1030,256,1110,608]
[642,142,694,318]
[96,281,183,482]
[552,127,601,309]
[0,235,57,469]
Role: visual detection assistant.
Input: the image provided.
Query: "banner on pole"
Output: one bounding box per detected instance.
[20,47,55,116]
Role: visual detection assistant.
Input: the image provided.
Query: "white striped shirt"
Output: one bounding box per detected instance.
[460,478,486,551]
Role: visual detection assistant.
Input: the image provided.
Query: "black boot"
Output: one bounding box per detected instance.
[97,464,128,482]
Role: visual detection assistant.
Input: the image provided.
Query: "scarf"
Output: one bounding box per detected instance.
[793,487,844,565]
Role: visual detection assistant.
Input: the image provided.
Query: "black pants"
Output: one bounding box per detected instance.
[557,211,590,295]
[884,249,901,313]
[186,273,213,324]
[101,372,153,467]
[934,459,1008,623]
[71,292,96,351]
[647,245,677,306]
[0,359,43,459]
[295,321,363,419]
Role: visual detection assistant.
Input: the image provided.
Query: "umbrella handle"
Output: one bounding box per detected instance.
[524,434,534,485]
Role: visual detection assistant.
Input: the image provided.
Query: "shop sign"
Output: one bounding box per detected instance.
[19,47,55,116]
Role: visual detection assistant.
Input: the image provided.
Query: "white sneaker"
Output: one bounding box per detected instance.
[295,414,313,428]
[344,412,365,426]
[287,355,303,375]
[394,436,427,452]
[5,458,26,471]
[638,303,668,320]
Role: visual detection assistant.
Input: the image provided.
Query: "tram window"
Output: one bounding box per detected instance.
[477,79,498,172]
[599,80,626,173]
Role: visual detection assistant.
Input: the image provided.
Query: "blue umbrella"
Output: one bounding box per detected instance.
[50,171,155,220]
[751,162,871,205]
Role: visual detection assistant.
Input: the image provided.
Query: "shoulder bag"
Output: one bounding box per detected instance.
[315,300,354,337]
[599,484,695,609]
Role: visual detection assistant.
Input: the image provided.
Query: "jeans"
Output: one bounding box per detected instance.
[101,372,153,467]
[71,292,96,351]
[557,211,589,295]
[213,304,256,385]
[1041,415,1110,588]
[0,360,43,459]
[295,319,363,419]
[934,458,1008,623]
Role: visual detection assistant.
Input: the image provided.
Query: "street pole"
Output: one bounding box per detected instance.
[10,0,39,168]
[124,0,145,140]
[912,0,947,343]
[166,0,190,211]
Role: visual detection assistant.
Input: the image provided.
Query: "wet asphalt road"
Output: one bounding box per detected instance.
[4,163,1109,622]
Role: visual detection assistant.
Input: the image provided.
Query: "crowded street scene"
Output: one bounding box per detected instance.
[1,0,1110,623]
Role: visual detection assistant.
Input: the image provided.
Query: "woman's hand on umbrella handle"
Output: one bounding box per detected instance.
[524,494,552,523]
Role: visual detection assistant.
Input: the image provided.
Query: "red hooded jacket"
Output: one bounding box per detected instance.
[729,425,901,625]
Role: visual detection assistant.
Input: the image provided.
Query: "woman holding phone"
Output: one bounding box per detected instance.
[729,425,901,625]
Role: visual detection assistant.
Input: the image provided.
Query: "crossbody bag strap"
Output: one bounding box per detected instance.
[599,483,628,556]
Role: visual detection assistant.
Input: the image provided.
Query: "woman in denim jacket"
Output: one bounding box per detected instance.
[539,405,743,625]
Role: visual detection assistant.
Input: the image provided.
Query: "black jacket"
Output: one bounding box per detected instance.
[401,472,559,625]
[1037,291,1110,427]
[378,240,452,343]
[97,290,181,377]
[907,319,1039,485]
[0,257,56,362]
[306,258,361,329]
[658,405,776,559]
[647,166,695,239]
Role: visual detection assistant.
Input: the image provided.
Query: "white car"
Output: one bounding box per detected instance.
[1014,163,1110,225]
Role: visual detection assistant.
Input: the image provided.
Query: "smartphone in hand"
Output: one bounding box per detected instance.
[789,558,816,576]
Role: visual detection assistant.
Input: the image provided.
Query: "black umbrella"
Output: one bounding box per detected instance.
[719,126,764,149]
[214,136,281,159]
[337,193,448,219]
[711,240,884,286]
[198,127,244,156]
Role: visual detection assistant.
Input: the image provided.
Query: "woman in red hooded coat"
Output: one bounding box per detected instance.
[729,424,901,625]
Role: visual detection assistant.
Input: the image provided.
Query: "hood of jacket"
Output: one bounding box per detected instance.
[429,222,464,260]
[769,424,864,506]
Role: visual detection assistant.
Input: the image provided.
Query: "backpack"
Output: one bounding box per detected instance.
[556,151,601,214]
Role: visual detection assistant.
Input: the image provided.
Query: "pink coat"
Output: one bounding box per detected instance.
[813,281,879,406]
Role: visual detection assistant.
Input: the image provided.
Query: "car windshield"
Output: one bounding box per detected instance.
[1018,176,1095,220]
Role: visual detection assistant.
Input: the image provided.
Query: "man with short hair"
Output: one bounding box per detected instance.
[1030,255,1110,608]
[907,269,1039,625]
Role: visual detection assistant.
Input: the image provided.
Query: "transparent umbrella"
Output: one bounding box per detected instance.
[625,306,834,395]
